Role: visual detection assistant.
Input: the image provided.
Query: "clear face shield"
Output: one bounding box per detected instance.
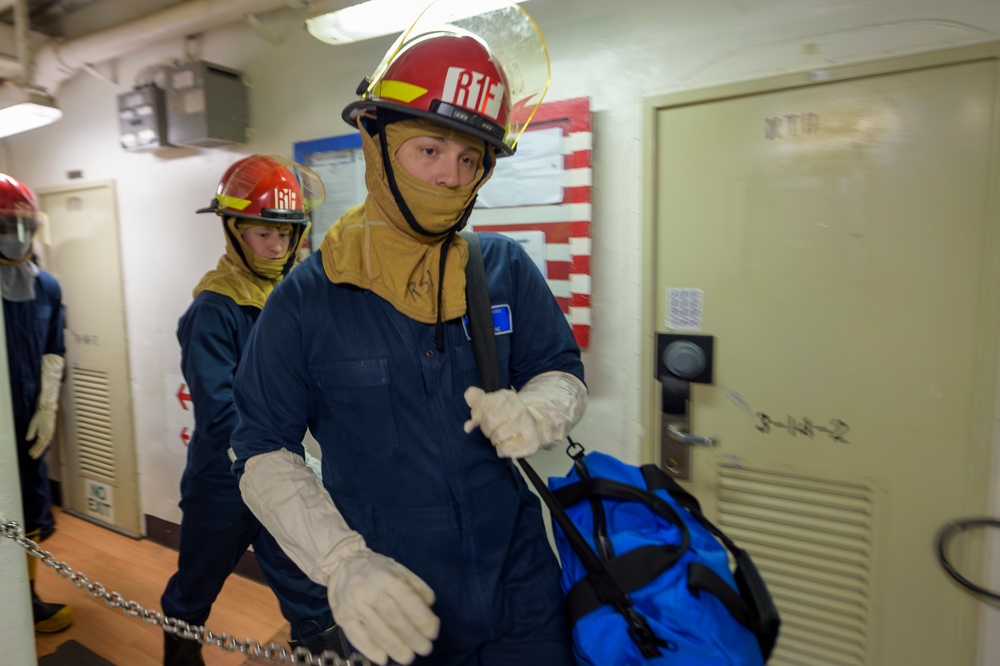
[363,0,551,153]
[0,212,38,261]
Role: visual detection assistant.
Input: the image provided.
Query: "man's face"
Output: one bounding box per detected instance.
[240,224,291,259]
[0,215,35,260]
[395,135,482,188]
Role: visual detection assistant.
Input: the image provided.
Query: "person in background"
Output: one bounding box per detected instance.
[230,2,587,664]
[0,173,73,633]
[160,154,335,665]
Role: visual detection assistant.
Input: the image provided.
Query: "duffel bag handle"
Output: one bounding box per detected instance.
[641,463,781,659]
[517,450,672,658]
[687,556,780,660]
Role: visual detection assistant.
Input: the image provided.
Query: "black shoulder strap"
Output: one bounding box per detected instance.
[460,231,668,658]
[460,231,500,392]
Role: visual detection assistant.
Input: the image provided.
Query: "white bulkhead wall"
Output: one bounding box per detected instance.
[2,0,1000,664]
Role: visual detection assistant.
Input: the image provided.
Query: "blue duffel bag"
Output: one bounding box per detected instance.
[461,233,778,664]
[524,441,780,665]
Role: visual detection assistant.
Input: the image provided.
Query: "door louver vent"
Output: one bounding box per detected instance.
[69,367,117,483]
[717,464,874,666]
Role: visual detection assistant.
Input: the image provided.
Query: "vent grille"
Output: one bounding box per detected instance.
[70,367,117,483]
[717,465,874,666]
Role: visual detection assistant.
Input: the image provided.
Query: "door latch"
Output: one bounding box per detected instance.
[657,333,716,479]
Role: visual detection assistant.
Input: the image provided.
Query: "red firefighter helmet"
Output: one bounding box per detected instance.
[0,173,40,259]
[196,154,325,223]
[0,172,40,221]
[342,0,550,156]
[344,33,511,153]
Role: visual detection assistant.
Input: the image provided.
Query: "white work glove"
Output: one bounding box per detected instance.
[26,354,65,460]
[240,449,439,665]
[464,371,588,458]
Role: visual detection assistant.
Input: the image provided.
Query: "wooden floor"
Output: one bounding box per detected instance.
[32,507,292,665]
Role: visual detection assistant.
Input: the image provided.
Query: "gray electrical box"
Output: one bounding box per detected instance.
[165,60,248,148]
[117,84,170,151]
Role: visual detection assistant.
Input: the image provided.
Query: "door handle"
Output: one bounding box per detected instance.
[656,333,716,479]
[666,424,716,447]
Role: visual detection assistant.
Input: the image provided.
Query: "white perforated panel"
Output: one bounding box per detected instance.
[70,366,117,483]
[717,465,874,666]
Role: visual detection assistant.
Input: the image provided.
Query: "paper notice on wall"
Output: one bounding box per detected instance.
[666,288,704,331]
[308,149,366,242]
[476,127,564,208]
[496,230,547,276]
[85,479,115,523]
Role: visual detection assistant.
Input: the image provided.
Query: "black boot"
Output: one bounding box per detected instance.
[30,580,73,633]
[290,625,350,659]
[164,632,205,666]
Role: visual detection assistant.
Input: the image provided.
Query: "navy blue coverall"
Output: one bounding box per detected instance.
[160,290,333,639]
[5,269,64,539]
[232,233,583,665]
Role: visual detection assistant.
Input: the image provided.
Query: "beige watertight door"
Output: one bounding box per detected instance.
[38,181,141,538]
[644,44,1000,665]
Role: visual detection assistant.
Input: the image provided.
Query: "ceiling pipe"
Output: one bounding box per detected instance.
[30,0,292,93]
[0,12,35,79]
[245,12,285,46]
[0,55,19,80]
[11,0,27,84]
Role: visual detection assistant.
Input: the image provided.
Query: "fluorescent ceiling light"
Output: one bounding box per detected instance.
[0,86,62,139]
[306,0,528,45]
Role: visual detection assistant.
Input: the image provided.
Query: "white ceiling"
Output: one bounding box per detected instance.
[2,0,1000,96]
[0,0,614,92]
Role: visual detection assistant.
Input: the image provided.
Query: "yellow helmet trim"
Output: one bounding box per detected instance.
[375,79,428,104]
[217,194,251,211]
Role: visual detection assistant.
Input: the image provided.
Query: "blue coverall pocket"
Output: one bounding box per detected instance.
[309,359,399,457]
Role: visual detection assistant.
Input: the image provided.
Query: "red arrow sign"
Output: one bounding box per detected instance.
[180,427,191,447]
[177,383,191,410]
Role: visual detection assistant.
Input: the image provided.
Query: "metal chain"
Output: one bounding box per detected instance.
[1,518,371,666]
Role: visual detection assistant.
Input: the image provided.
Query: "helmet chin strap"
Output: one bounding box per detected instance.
[282,225,304,276]
[375,113,485,351]
[0,253,31,266]
[223,219,269,280]
[376,113,436,238]
[222,218,300,280]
